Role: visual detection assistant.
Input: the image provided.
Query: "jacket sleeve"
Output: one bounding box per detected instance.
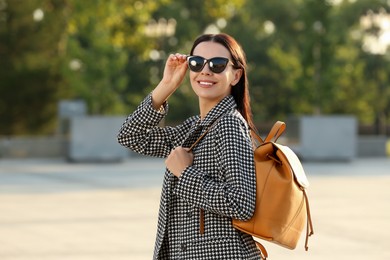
[173,115,256,221]
[117,94,185,158]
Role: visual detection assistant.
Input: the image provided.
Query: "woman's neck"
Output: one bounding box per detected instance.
[198,99,211,119]
[198,97,222,119]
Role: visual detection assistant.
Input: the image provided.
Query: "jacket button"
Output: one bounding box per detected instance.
[181,243,187,252]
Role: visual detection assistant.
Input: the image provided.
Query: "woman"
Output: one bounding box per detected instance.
[118,33,260,259]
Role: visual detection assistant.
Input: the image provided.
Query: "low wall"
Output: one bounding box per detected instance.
[0,136,67,158]
[1,116,388,160]
[357,136,388,157]
[287,116,357,161]
[67,116,130,162]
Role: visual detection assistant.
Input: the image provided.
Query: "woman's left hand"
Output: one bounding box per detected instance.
[165,146,194,178]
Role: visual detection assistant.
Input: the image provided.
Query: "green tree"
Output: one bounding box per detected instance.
[226,0,309,122]
[1,0,389,136]
[60,0,161,115]
[227,0,390,130]
[327,0,390,133]
[0,0,66,135]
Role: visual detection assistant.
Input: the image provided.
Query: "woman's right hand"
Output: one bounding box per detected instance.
[152,53,188,110]
[161,53,188,87]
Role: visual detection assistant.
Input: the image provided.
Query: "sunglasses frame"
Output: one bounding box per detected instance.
[187,55,233,74]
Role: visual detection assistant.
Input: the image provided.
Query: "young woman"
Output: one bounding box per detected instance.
[118,33,261,259]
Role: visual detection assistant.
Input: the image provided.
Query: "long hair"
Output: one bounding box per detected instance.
[189,33,255,130]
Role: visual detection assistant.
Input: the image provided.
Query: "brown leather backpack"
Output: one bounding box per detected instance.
[191,120,314,259]
[232,121,314,259]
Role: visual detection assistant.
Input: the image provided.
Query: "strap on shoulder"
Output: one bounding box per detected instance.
[264,121,286,143]
[250,121,286,147]
[188,116,223,152]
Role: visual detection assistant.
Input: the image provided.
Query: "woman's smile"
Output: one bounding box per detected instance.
[198,80,216,87]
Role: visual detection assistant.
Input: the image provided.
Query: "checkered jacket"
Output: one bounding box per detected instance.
[118,94,261,259]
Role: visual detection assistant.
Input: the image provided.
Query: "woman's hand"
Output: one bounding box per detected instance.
[161,53,188,87]
[152,53,188,110]
[165,146,194,178]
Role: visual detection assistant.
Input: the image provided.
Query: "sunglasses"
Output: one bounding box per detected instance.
[187,56,233,74]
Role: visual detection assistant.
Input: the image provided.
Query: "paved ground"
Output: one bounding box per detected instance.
[0,157,389,260]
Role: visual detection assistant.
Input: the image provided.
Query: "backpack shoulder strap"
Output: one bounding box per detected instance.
[188,115,223,152]
[265,121,286,142]
[250,121,286,146]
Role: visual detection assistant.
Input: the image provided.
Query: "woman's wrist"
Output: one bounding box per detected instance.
[151,81,176,110]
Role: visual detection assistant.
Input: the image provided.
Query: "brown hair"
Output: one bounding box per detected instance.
[189,33,255,130]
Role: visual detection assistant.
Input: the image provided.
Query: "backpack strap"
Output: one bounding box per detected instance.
[303,190,315,251]
[250,127,264,145]
[191,110,248,235]
[254,241,269,259]
[187,115,224,235]
[250,121,286,146]
[264,121,286,142]
[188,115,224,152]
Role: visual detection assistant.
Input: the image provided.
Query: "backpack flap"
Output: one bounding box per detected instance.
[274,143,309,189]
[273,143,314,251]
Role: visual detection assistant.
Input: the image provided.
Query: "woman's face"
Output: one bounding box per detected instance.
[189,41,242,105]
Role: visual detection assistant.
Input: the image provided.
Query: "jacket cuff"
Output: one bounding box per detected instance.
[129,93,168,124]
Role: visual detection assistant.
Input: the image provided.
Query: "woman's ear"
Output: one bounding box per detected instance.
[231,69,243,86]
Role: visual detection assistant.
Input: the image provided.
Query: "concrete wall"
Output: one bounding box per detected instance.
[67,116,130,162]
[0,136,67,158]
[1,115,387,160]
[286,116,358,161]
[357,136,387,157]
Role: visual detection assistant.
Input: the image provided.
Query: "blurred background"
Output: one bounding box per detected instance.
[1,0,390,259]
[0,0,389,160]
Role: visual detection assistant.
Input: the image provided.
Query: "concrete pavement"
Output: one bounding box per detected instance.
[0,157,390,260]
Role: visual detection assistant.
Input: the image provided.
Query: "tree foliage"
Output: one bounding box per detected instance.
[0,0,389,135]
[0,0,66,134]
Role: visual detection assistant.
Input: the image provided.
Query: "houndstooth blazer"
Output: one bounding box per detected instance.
[118,94,261,259]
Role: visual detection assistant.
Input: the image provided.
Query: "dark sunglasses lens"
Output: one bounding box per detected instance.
[209,58,229,73]
[188,56,204,72]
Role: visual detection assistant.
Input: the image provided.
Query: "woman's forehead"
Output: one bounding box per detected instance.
[192,41,231,59]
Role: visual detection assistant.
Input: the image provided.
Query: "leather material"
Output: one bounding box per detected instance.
[232,121,314,259]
